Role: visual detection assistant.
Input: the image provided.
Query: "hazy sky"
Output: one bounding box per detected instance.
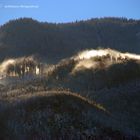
[0,0,140,25]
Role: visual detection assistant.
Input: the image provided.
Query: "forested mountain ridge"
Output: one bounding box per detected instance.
[0,17,140,63]
[1,17,140,139]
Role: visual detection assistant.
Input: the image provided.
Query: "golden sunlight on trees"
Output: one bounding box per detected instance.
[0,56,44,78]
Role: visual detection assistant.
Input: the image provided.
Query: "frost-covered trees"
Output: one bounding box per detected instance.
[5,57,44,78]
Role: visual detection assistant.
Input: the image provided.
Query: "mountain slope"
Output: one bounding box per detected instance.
[0,91,124,140]
[34,48,140,137]
[0,17,140,62]
[44,48,140,91]
[0,48,140,138]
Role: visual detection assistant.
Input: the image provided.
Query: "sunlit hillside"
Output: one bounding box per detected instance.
[0,48,140,139]
[45,48,140,91]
